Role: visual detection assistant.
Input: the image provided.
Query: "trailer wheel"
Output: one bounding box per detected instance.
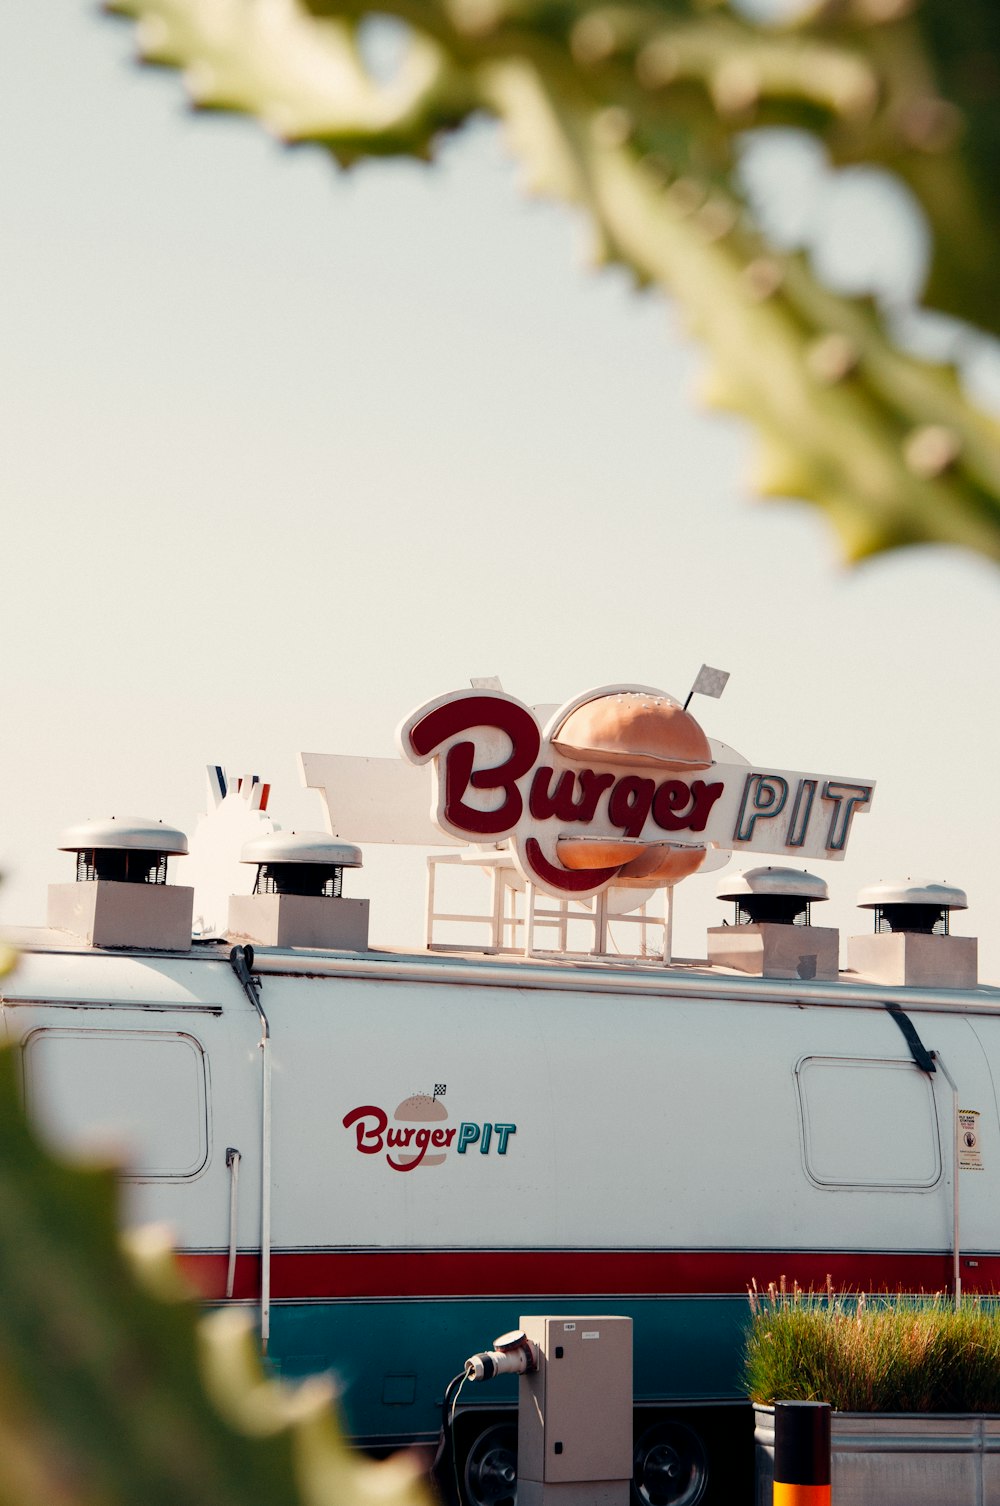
[632,1421,708,1506]
[463,1422,517,1506]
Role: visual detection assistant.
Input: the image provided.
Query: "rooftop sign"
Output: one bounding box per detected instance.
[398,684,874,900]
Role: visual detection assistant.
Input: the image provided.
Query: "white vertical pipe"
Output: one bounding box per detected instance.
[662,886,674,965]
[225,1147,241,1300]
[933,1052,962,1307]
[425,857,436,949]
[259,1031,271,1349]
[595,891,608,955]
[524,883,536,957]
[491,867,503,951]
[229,947,272,1353]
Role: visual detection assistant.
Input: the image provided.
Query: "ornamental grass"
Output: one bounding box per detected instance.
[745,1278,1000,1413]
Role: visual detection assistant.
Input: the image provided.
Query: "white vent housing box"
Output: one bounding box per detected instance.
[707,866,838,981]
[48,817,193,951]
[848,881,977,988]
[228,831,369,951]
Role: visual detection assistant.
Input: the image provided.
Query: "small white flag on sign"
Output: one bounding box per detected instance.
[691,665,730,699]
[470,676,504,691]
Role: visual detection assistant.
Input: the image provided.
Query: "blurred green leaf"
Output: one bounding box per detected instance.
[102,0,1000,562]
[0,1047,430,1506]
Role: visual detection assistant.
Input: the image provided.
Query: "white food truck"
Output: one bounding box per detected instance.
[2,684,992,1506]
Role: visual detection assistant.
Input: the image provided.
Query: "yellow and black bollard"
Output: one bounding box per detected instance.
[773,1400,831,1505]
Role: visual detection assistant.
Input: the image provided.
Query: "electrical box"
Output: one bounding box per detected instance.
[517,1315,632,1506]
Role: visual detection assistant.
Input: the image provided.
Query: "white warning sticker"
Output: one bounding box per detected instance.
[582,1331,600,1340]
[958,1108,984,1171]
[562,1323,576,1331]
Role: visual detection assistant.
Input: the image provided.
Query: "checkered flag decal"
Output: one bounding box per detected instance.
[433,1084,447,1099]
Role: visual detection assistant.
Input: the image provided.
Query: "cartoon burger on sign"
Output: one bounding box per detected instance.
[552,690,712,770]
[401,682,735,898]
[391,1093,449,1169]
[547,690,718,887]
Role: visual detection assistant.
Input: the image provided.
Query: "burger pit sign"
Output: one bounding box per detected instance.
[343,1090,515,1173]
[399,685,874,900]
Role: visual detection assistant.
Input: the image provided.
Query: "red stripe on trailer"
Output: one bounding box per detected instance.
[176,1247,979,1303]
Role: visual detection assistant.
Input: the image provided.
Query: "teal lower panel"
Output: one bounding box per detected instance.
[266,1297,751,1442]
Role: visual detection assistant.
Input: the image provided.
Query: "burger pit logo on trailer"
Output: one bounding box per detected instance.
[343,1090,517,1173]
[398,685,875,899]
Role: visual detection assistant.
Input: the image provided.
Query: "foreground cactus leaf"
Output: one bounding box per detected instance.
[104,0,1000,564]
[0,1048,430,1506]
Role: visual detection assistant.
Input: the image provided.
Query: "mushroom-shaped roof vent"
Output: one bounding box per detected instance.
[240,830,362,900]
[240,831,362,868]
[58,816,188,856]
[857,880,966,936]
[717,866,828,928]
[857,880,967,912]
[717,866,829,903]
[58,817,188,886]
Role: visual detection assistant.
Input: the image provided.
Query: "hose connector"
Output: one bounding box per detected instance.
[465,1329,539,1382]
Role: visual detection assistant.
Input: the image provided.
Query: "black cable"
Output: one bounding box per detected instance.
[449,1372,470,1506]
[885,1003,937,1074]
[431,1371,468,1487]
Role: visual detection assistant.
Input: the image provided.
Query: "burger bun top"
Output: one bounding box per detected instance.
[552,691,712,771]
[394,1093,448,1121]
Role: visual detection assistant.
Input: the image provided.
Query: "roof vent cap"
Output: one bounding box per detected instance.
[857,879,967,936]
[58,816,188,885]
[240,831,362,898]
[716,865,828,927]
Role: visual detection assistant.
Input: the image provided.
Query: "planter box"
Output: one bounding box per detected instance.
[754,1403,1000,1505]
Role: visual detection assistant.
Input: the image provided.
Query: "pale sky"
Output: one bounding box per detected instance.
[3,3,1000,975]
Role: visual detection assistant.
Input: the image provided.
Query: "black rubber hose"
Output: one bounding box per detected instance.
[431,1372,468,1477]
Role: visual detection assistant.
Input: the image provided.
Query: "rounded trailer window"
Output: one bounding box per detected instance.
[796,1055,942,1189]
[23,1028,208,1179]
